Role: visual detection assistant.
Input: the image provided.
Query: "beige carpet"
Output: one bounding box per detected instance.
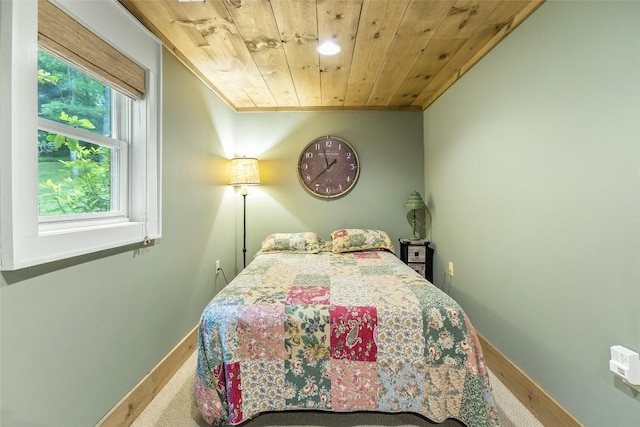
[131,351,544,427]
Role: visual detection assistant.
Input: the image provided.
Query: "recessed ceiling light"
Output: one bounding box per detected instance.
[317,41,341,56]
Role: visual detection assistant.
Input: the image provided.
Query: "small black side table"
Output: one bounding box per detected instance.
[399,238,434,282]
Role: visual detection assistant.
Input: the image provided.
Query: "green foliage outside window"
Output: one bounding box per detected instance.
[38,50,113,216]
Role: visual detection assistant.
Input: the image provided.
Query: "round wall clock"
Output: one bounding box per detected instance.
[297,135,360,199]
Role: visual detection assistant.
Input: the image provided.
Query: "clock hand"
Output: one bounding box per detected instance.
[312,159,337,182]
[322,147,330,167]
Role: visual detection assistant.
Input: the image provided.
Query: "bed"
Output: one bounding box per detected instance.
[195,229,498,426]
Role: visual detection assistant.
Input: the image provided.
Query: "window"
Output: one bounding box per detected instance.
[0,0,162,270]
[38,50,128,219]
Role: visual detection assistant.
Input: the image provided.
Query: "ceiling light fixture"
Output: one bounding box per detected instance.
[317,40,341,56]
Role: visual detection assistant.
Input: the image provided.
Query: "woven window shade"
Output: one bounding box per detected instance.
[38,0,146,100]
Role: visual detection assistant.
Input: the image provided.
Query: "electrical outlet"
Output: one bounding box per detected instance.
[610,345,640,386]
[448,261,454,276]
[216,260,221,274]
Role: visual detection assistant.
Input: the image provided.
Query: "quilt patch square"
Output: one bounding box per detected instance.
[329,252,357,265]
[353,252,384,264]
[330,305,377,361]
[330,265,360,278]
[421,365,466,421]
[422,307,469,366]
[286,286,330,305]
[262,264,299,287]
[240,359,286,419]
[366,277,418,307]
[293,274,330,287]
[359,265,393,275]
[240,287,288,305]
[224,362,243,424]
[238,305,285,359]
[285,305,330,360]
[377,360,424,413]
[375,305,425,364]
[213,306,241,363]
[330,359,377,411]
[330,279,375,307]
[460,371,498,422]
[194,373,226,425]
[285,359,332,410]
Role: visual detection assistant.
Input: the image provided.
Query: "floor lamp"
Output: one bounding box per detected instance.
[230,157,260,268]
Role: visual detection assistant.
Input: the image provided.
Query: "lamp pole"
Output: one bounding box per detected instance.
[230,157,260,269]
[241,189,247,268]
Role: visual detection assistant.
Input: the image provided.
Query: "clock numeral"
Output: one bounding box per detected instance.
[346,176,351,183]
[349,163,356,170]
[346,152,351,158]
[301,163,308,171]
[314,143,320,150]
[305,174,312,181]
[338,184,343,191]
[326,140,333,148]
[305,152,313,159]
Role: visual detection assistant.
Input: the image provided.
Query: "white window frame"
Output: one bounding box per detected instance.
[0,0,162,270]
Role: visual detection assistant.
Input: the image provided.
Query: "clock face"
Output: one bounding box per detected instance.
[297,136,360,199]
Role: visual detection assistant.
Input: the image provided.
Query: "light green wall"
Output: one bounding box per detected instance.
[0,51,237,426]
[232,111,424,271]
[423,1,640,425]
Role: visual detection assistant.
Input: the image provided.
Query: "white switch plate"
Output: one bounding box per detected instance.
[448,261,454,276]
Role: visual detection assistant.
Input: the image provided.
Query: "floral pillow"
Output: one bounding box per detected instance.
[319,240,333,253]
[330,229,395,254]
[259,232,321,254]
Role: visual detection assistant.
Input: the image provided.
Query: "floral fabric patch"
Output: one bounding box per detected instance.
[285,359,331,409]
[330,359,377,411]
[286,286,330,305]
[224,362,243,424]
[330,305,377,361]
[238,305,285,359]
[239,359,286,420]
[284,305,330,360]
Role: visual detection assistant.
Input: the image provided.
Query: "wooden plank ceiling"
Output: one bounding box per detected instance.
[119,0,544,112]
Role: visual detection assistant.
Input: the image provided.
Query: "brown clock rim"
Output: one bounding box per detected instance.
[297,135,360,200]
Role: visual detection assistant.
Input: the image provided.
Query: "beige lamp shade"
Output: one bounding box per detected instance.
[230,157,260,186]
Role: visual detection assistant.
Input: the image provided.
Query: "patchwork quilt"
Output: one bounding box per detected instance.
[195,250,499,426]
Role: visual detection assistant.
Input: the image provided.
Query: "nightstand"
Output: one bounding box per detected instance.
[399,239,434,282]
